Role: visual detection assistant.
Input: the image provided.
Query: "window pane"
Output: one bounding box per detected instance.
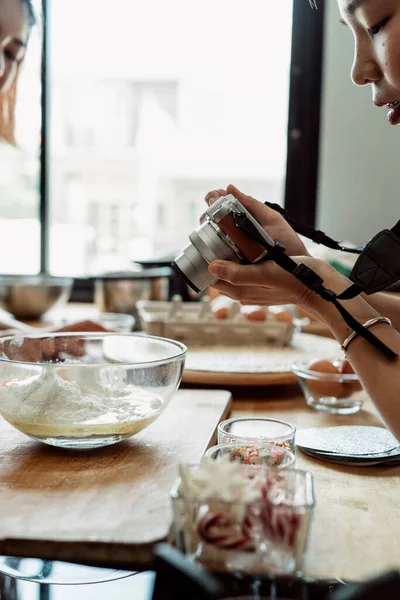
[49,0,293,276]
[0,3,41,275]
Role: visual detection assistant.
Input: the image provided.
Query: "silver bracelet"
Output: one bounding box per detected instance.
[341,317,392,353]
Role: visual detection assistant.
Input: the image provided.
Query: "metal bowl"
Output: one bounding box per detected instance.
[94,268,173,328]
[0,275,74,319]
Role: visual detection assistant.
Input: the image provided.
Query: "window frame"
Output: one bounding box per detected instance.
[285,0,325,226]
[39,0,325,301]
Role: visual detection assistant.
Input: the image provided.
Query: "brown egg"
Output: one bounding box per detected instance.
[306,359,345,398]
[240,306,267,321]
[246,310,267,322]
[341,359,355,374]
[341,359,363,394]
[210,296,235,320]
[214,307,230,320]
[271,309,293,324]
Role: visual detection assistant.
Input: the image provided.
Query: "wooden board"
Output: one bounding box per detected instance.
[232,392,400,581]
[183,333,341,386]
[0,389,231,570]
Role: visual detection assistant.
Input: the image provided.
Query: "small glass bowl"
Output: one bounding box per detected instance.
[292,362,365,415]
[218,418,296,453]
[205,443,295,469]
[98,312,136,332]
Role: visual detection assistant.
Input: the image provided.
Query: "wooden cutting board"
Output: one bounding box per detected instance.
[0,389,231,570]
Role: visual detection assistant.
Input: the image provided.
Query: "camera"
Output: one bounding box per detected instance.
[172,194,279,293]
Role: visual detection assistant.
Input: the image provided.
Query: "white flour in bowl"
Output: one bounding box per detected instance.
[0,367,163,439]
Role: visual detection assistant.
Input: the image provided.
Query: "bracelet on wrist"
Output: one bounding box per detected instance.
[341,317,392,353]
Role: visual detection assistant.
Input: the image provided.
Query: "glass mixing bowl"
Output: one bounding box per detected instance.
[0,333,187,449]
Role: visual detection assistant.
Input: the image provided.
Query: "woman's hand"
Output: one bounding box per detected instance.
[202,183,343,311]
[202,185,400,441]
[208,255,341,312]
[203,184,309,257]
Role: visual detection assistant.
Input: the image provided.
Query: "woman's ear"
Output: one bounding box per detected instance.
[0,77,18,146]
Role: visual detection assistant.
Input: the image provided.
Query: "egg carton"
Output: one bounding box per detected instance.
[137,297,295,346]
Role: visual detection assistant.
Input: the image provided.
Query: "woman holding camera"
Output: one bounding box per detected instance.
[205,0,400,441]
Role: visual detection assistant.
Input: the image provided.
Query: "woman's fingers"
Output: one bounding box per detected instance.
[204,184,281,233]
[202,188,228,222]
[209,260,275,286]
[226,184,278,228]
[210,281,265,304]
[205,188,227,206]
[207,256,315,305]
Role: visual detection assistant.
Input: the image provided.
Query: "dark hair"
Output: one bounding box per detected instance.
[22,0,36,28]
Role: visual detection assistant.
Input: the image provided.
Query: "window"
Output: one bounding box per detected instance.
[1,1,325,290]
[48,0,295,277]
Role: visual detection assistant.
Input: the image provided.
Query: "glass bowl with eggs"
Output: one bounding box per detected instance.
[0,332,186,449]
[292,358,365,415]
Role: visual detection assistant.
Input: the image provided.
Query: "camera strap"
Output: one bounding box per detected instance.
[263,201,363,254]
[233,212,398,360]
[263,201,400,299]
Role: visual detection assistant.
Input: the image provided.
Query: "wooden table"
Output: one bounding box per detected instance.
[220,384,400,582]
[15,306,400,581]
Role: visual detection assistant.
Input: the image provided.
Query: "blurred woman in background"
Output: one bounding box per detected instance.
[0,0,34,143]
[0,0,109,335]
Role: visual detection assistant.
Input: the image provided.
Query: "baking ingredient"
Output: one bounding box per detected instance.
[213,444,292,468]
[306,359,344,397]
[0,367,163,439]
[240,306,266,321]
[214,307,229,320]
[269,306,294,323]
[307,358,339,374]
[210,296,235,320]
[341,359,355,374]
[272,310,293,323]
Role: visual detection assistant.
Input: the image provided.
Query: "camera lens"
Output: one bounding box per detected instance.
[172,220,240,293]
[171,254,204,294]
